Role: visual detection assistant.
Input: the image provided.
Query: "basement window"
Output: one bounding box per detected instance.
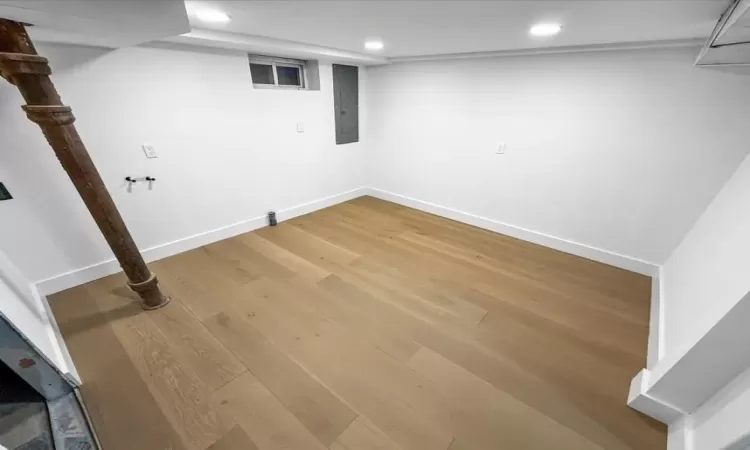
[249,55,306,89]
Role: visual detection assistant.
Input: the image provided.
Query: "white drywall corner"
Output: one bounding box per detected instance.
[660,153,750,363]
[0,249,75,379]
[627,369,684,424]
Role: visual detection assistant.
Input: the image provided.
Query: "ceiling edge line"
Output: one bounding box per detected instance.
[163,28,390,65]
[388,38,706,63]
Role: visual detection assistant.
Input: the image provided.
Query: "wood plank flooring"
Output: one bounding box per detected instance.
[50,197,666,450]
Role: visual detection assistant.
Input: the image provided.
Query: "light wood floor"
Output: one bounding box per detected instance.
[50,197,665,450]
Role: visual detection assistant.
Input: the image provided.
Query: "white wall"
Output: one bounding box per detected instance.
[0,249,69,374]
[660,153,750,363]
[0,43,366,290]
[672,365,750,450]
[365,47,750,266]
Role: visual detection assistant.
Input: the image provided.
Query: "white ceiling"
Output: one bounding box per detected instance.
[185,1,730,58]
[2,0,190,48]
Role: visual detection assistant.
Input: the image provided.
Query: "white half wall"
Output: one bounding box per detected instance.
[661,153,750,450]
[628,154,750,449]
[365,46,750,268]
[660,153,750,362]
[0,42,367,292]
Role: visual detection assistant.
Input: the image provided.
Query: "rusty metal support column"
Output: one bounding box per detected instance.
[0,19,169,310]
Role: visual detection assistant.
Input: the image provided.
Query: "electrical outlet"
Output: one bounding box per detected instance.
[496,143,507,154]
[142,144,158,159]
[296,122,305,133]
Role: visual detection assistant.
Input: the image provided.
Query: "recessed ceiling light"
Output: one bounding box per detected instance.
[192,7,231,24]
[529,23,562,37]
[364,39,384,51]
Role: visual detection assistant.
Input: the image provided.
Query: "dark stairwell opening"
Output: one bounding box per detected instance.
[0,359,53,449]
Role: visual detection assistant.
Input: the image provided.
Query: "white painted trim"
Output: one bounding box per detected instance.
[659,274,667,362]
[164,28,389,66]
[668,415,695,450]
[36,187,368,295]
[36,286,81,386]
[366,188,660,276]
[390,38,705,64]
[647,268,665,369]
[627,369,686,424]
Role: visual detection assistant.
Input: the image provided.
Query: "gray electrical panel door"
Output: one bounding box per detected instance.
[333,64,359,145]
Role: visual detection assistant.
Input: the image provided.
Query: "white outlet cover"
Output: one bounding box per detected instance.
[142,144,158,159]
[496,143,507,154]
[296,122,305,133]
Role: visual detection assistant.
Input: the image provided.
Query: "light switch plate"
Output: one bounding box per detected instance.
[296,122,305,133]
[142,144,158,159]
[496,143,507,154]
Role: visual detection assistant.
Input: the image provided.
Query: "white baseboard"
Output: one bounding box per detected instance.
[37,185,660,293]
[627,369,685,424]
[366,188,660,276]
[647,269,665,368]
[36,187,368,295]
